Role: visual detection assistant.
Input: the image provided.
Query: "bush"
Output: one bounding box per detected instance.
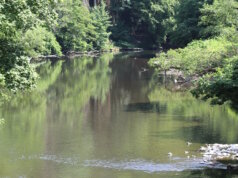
[23,26,62,58]
[149,37,233,75]
[149,29,238,104]
[192,57,238,104]
[4,56,38,92]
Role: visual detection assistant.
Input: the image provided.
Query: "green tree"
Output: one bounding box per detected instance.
[91,2,112,50]
[56,0,96,52]
[199,0,238,37]
[110,0,178,48]
[0,1,36,92]
[168,0,212,47]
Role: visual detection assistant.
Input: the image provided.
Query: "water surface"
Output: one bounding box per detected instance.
[0,52,238,178]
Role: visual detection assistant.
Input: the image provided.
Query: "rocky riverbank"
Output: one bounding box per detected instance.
[200,144,238,170]
[200,144,238,161]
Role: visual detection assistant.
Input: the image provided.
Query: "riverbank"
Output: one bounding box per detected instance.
[200,144,238,170]
[33,47,143,62]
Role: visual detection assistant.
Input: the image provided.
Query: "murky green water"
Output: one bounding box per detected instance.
[1,52,238,178]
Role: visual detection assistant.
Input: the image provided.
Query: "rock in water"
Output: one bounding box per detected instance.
[200,144,238,162]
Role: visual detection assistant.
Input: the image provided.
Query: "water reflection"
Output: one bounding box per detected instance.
[0,52,238,178]
[124,102,167,113]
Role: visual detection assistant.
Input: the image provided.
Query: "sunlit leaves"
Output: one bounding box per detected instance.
[91,2,112,50]
[23,26,62,58]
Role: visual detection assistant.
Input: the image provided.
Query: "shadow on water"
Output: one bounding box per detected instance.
[124,102,167,113]
[185,169,238,178]
[148,125,229,144]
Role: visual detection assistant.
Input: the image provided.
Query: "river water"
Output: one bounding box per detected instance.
[0,52,238,178]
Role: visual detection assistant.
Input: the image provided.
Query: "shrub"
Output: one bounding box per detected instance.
[149,37,233,75]
[23,26,62,58]
[192,57,238,104]
[4,56,38,92]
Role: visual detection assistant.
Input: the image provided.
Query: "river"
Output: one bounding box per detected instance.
[0,52,238,178]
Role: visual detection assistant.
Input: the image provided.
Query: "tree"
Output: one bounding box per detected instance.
[199,0,238,38]
[168,0,212,47]
[110,0,178,48]
[55,0,96,52]
[0,0,57,92]
[91,2,112,50]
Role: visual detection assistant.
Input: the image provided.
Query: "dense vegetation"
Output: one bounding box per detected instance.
[109,0,214,48]
[149,0,238,105]
[0,0,111,96]
[0,0,238,105]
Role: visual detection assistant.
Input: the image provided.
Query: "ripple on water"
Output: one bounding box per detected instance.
[19,154,226,173]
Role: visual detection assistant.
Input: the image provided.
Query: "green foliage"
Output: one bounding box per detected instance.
[25,0,58,29]
[191,31,238,104]
[4,56,37,92]
[192,57,238,104]
[200,0,238,38]
[0,0,57,31]
[0,0,58,95]
[110,0,213,48]
[150,31,238,104]
[149,0,238,105]
[149,37,232,75]
[56,0,96,52]
[1,0,237,104]
[1,0,113,95]
[110,22,137,48]
[91,2,112,50]
[56,1,112,52]
[191,0,238,104]
[23,26,62,58]
[110,0,178,48]
[168,0,211,47]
